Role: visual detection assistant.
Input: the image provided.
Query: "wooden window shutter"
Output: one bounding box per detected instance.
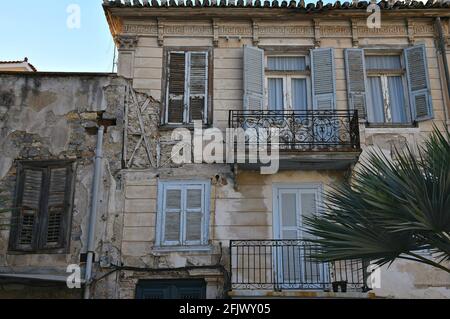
[188,52,208,124]
[10,162,73,252]
[243,46,265,111]
[344,48,368,119]
[404,44,433,121]
[185,187,202,243]
[15,168,44,250]
[43,167,70,249]
[311,48,336,111]
[163,188,182,244]
[167,52,186,124]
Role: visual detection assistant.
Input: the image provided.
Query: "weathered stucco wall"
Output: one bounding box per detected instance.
[0,73,130,298]
[0,13,449,299]
[112,16,450,299]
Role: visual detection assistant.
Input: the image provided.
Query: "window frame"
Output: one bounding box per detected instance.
[162,47,213,127]
[156,180,211,250]
[264,54,312,111]
[8,160,75,254]
[365,52,412,125]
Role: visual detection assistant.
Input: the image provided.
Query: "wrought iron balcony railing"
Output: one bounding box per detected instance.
[228,110,360,151]
[230,240,370,292]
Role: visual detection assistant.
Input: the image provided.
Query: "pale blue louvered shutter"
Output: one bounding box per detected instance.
[188,52,208,124]
[243,46,265,111]
[163,187,182,245]
[404,44,433,121]
[344,48,368,119]
[311,48,336,111]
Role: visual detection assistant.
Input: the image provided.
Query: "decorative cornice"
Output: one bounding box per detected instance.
[213,19,219,47]
[407,18,415,44]
[252,19,260,46]
[314,19,321,47]
[351,19,359,47]
[115,34,139,49]
[157,18,164,46]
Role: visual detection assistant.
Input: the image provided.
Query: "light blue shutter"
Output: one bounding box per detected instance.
[344,48,367,119]
[311,48,336,111]
[404,44,433,121]
[185,187,203,244]
[163,188,182,245]
[243,46,265,111]
[188,52,208,123]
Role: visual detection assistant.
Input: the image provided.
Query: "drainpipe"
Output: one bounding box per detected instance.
[83,126,104,299]
[435,17,450,125]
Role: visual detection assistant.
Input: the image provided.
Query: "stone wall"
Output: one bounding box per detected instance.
[0,73,132,298]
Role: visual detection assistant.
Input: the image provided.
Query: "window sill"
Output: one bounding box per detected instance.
[364,123,420,134]
[159,124,211,131]
[365,122,418,129]
[7,248,69,255]
[151,245,213,253]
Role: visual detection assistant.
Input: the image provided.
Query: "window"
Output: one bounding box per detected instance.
[365,55,409,124]
[265,56,310,111]
[9,161,74,253]
[243,46,335,113]
[156,181,210,248]
[344,45,433,124]
[164,50,210,125]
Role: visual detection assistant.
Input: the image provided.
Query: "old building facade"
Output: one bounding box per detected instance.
[0,0,449,299]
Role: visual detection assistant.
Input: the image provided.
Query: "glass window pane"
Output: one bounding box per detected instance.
[367,76,385,123]
[388,76,407,123]
[281,193,297,227]
[268,56,306,71]
[268,78,284,111]
[366,55,402,70]
[301,193,316,240]
[291,78,308,111]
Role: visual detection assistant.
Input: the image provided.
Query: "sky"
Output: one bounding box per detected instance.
[0,0,115,72]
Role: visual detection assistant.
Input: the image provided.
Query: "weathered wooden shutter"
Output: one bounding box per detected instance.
[16,169,44,250]
[164,188,182,244]
[167,52,186,124]
[185,187,202,243]
[404,45,433,121]
[188,52,208,123]
[43,167,69,248]
[345,48,367,119]
[243,46,264,111]
[311,48,336,110]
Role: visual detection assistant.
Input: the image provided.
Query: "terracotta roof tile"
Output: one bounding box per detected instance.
[103,0,450,10]
[0,58,37,72]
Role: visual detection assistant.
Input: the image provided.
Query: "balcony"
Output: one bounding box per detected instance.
[228,110,361,170]
[229,240,371,296]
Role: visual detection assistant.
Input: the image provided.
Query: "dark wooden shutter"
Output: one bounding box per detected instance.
[167,52,186,124]
[43,167,69,248]
[345,48,367,119]
[16,168,44,250]
[404,45,433,121]
[311,48,336,110]
[188,52,208,123]
[11,162,73,252]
